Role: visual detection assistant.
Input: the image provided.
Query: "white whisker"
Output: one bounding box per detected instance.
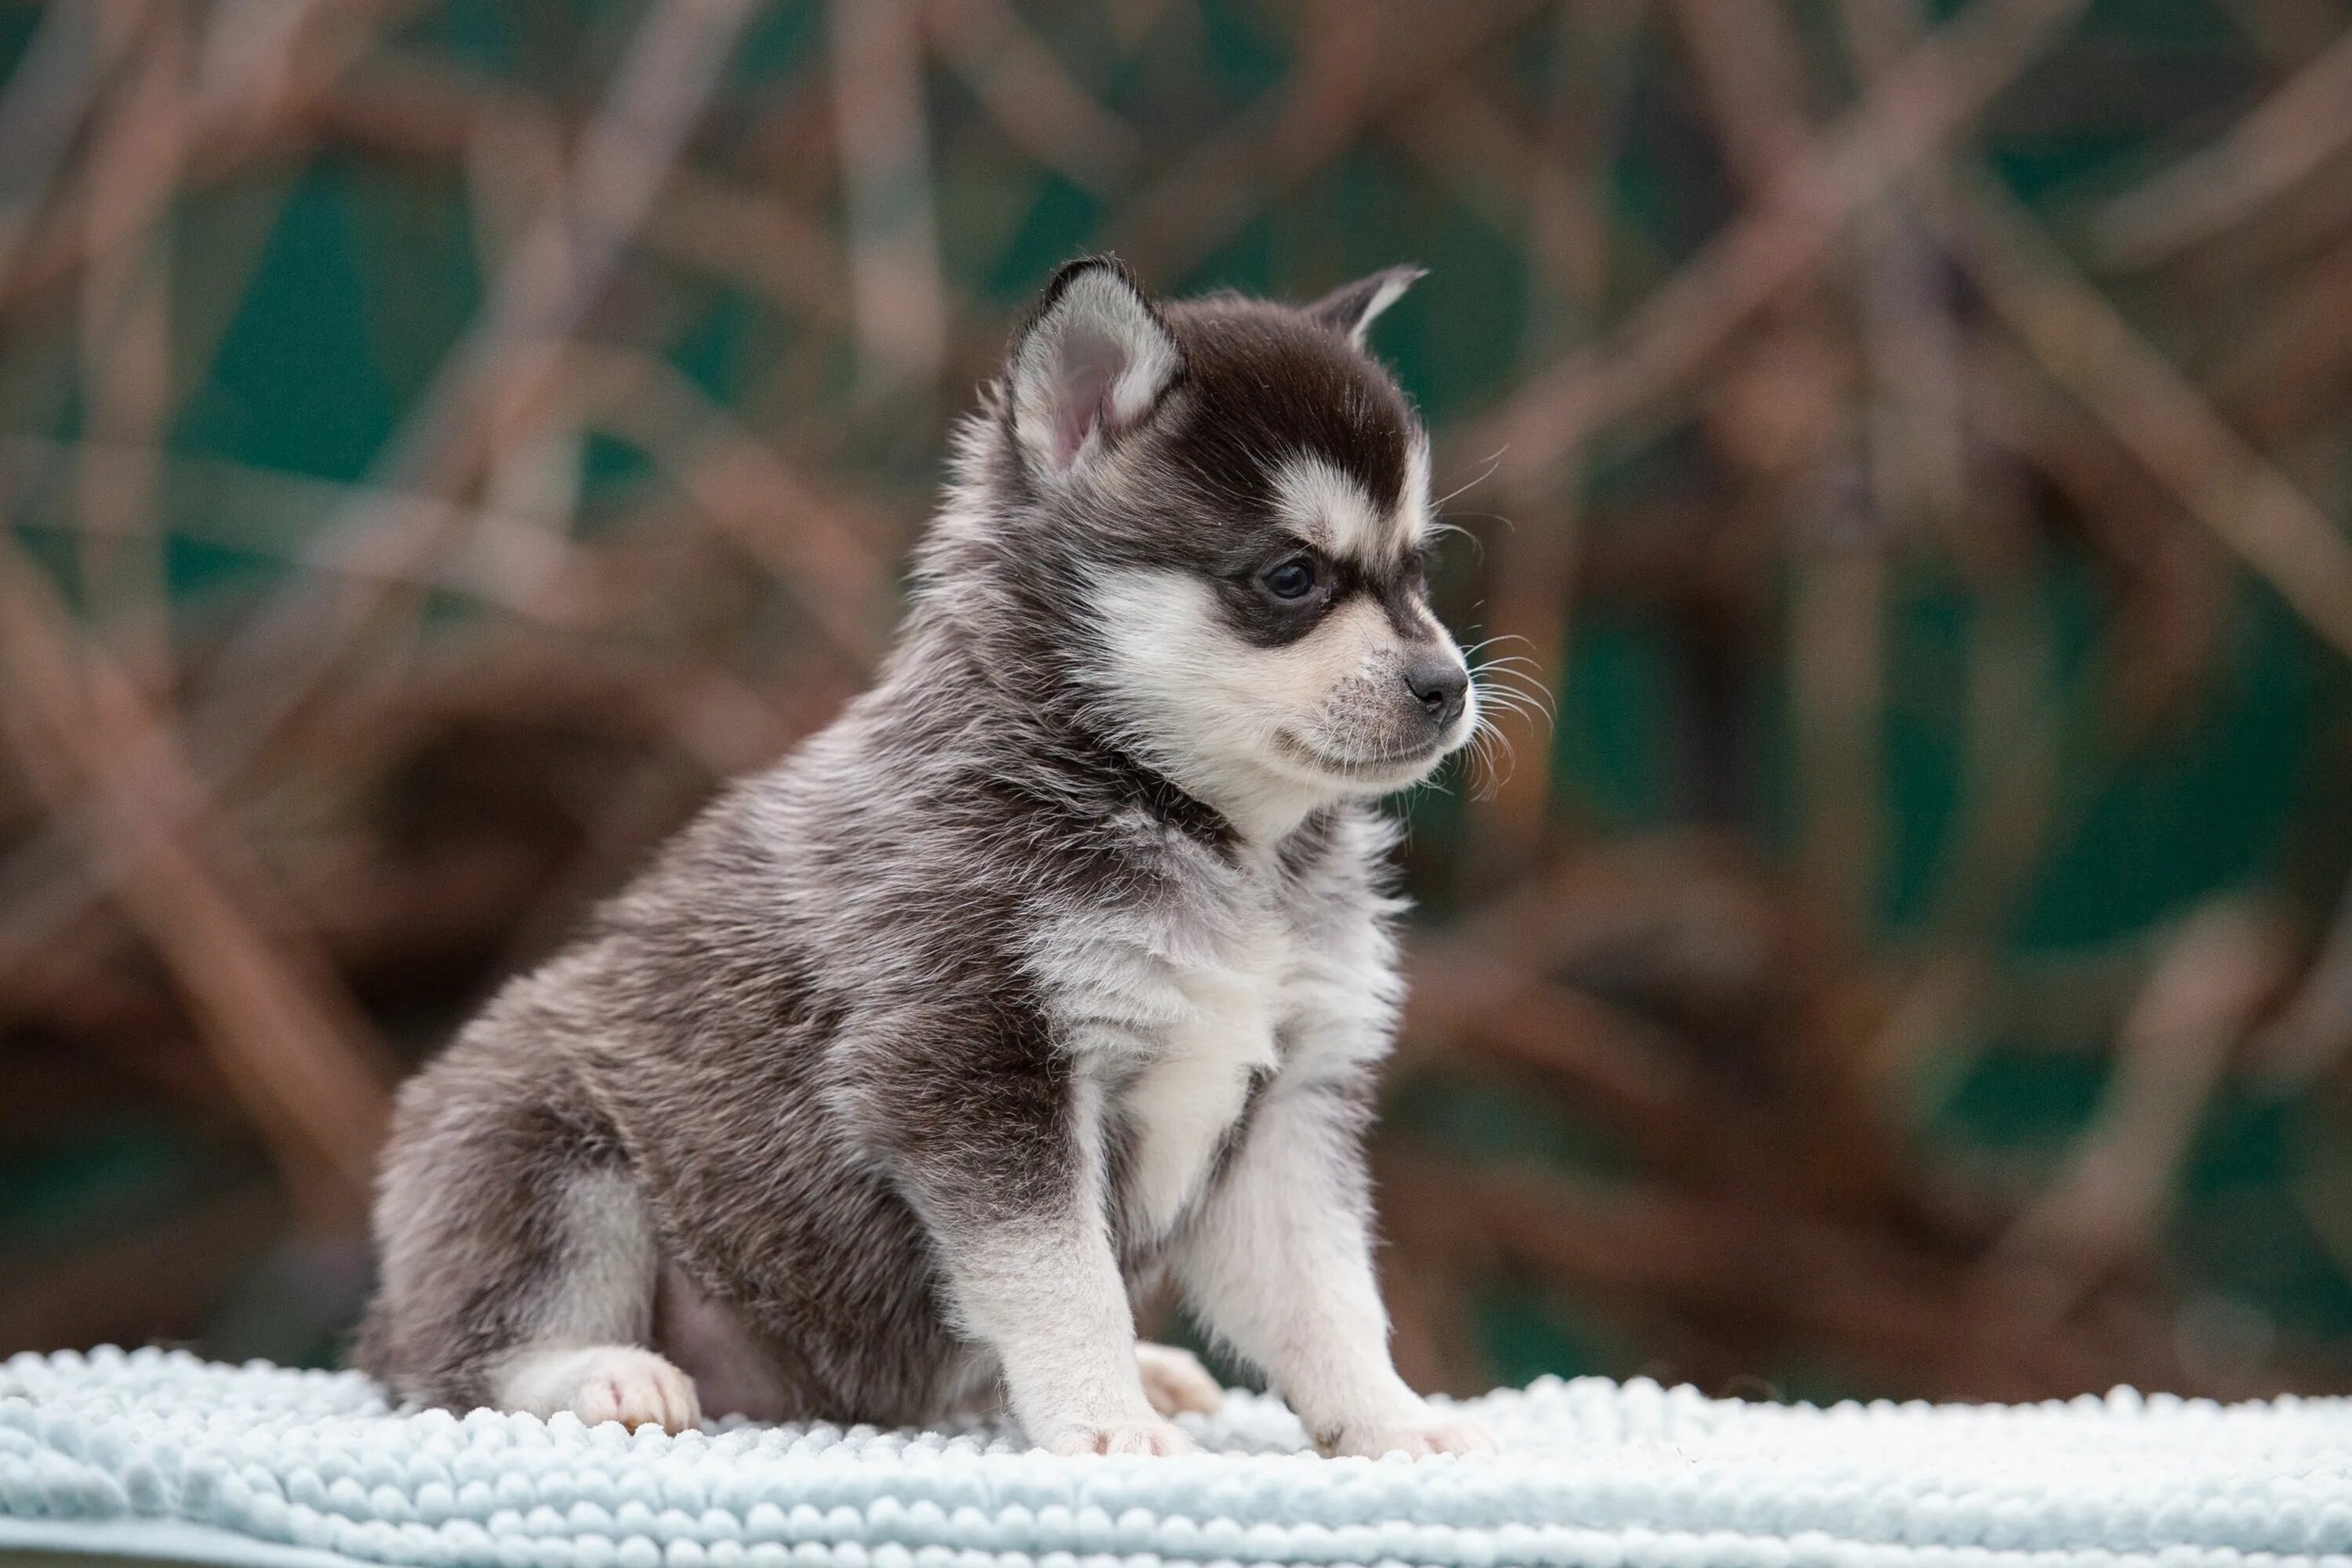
[1429,449,1505,514]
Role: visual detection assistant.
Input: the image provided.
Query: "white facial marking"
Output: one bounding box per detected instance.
[1269,439,1432,567]
[1087,561,1476,841]
[1399,434,1432,552]
[1271,456,1388,564]
[1090,570,1430,840]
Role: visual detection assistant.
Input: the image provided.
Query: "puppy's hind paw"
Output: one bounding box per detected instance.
[1136,1342,1221,1417]
[497,1344,703,1434]
[1041,1414,1198,1456]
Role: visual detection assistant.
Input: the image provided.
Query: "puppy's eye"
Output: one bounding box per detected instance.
[1262,557,1319,601]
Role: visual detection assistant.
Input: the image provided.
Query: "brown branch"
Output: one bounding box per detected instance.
[2249,867,2352,1087]
[1450,1,1642,870]
[2,435,617,626]
[1962,336,2230,729]
[178,0,760,782]
[1671,0,1889,938]
[1109,0,1551,281]
[74,0,191,696]
[0,1187,289,1356]
[307,53,855,326]
[831,0,948,391]
[2094,24,2352,269]
[554,345,901,670]
[1983,898,2291,1323]
[0,538,392,1222]
[924,0,1143,196]
[0,1,382,310]
[1379,1152,2269,1400]
[1669,0,1817,196]
[1465,0,2093,497]
[2209,236,2352,447]
[0,3,113,287]
[1929,171,2352,661]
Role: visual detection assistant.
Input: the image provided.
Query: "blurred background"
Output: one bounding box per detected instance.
[3,0,2352,1407]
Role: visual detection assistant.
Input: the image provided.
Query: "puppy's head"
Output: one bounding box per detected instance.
[947,257,1474,837]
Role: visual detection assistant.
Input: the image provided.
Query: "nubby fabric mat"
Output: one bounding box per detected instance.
[5,1347,2350,1568]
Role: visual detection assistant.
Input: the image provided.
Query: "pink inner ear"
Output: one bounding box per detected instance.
[1051,330,1125,469]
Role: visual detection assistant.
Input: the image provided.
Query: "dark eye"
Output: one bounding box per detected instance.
[1262,557,1318,601]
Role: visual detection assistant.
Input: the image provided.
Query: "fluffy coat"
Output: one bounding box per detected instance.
[356,258,1490,1458]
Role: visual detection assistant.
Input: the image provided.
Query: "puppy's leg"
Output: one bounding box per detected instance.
[478,1165,701,1432]
[1174,1078,1494,1458]
[358,1068,702,1433]
[950,1215,1193,1454]
[869,1058,1187,1454]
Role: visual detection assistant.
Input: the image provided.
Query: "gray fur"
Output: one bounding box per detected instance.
[356,259,1494,1457]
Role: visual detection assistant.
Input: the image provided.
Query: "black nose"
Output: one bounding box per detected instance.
[1403,658,1468,730]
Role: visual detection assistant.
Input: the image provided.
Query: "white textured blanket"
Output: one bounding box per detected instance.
[4,1347,2350,1568]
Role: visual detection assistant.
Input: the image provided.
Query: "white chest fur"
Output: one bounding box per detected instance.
[1025,896,1294,1238]
[1117,925,1287,1236]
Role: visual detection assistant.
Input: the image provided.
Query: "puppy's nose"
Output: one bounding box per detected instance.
[1403,657,1468,730]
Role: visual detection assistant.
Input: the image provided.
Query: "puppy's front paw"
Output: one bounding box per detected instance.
[1135,1342,1221,1417]
[1324,1402,1497,1459]
[498,1344,703,1434]
[1041,1414,1198,1456]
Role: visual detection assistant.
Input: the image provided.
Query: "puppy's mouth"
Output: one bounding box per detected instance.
[1273,729,1454,785]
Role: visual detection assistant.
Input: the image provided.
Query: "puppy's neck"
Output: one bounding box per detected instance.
[1163,757,1336,851]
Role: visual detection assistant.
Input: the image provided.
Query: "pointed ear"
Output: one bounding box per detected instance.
[1005,257,1181,479]
[1306,265,1425,348]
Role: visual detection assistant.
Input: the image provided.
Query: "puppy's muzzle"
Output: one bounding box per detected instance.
[1402,656,1468,733]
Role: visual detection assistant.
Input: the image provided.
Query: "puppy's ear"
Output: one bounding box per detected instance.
[1306,265,1425,348]
[1006,257,1181,478]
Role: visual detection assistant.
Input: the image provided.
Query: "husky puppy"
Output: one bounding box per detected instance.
[356,258,1492,1458]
